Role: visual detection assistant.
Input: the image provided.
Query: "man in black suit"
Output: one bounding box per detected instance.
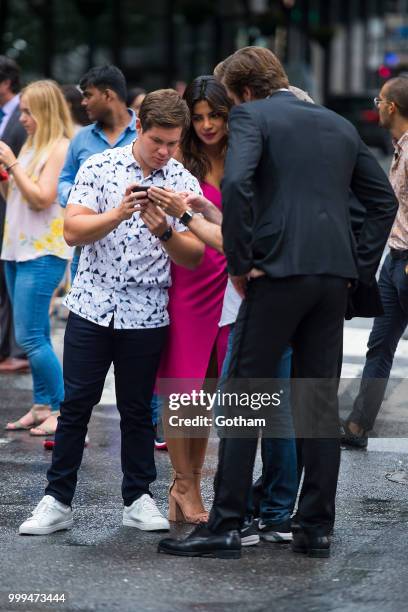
[0,56,27,372]
[158,47,398,559]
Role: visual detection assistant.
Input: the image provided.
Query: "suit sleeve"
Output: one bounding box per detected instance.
[11,122,26,158]
[3,114,26,158]
[221,105,263,276]
[351,139,398,285]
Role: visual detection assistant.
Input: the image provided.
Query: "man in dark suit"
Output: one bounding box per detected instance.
[0,56,28,372]
[158,47,398,559]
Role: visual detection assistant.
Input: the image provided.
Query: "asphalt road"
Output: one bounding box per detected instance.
[1,307,408,611]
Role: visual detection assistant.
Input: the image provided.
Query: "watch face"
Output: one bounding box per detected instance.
[181,210,193,225]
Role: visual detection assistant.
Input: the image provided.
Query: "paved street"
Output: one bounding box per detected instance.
[1,308,408,612]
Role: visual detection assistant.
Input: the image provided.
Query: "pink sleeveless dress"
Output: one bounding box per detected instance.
[157,182,228,387]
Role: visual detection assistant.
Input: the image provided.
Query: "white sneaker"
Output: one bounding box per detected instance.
[123,494,169,531]
[19,495,73,535]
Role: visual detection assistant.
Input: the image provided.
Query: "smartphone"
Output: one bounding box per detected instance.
[147,185,166,200]
[132,185,149,193]
[132,185,165,192]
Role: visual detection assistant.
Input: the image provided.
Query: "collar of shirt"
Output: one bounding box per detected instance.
[121,142,170,181]
[1,94,20,117]
[91,108,136,146]
[0,94,20,135]
[392,129,408,157]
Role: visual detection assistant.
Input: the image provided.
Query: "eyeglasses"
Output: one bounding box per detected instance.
[374,96,394,108]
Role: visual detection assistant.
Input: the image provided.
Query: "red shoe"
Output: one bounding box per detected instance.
[154,436,168,451]
[44,434,90,451]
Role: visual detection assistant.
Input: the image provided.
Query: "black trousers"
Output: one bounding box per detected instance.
[46,312,167,506]
[0,199,23,360]
[207,275,348,536]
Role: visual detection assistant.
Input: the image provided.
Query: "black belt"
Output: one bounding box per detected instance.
[390,248,408,260]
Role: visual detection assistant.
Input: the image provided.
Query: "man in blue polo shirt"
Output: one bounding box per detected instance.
[58,65,137,277]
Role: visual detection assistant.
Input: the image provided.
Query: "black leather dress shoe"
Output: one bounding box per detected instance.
[340,419,368,449]
[291,528,331,558]
[291,514,334,536]
[157,523,241,559]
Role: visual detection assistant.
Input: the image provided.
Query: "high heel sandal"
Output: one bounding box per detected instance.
[30,411,60,436]
[5,404,52,431]
[168,473,209,524]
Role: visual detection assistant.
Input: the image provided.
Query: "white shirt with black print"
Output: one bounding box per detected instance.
[64,143,202,329]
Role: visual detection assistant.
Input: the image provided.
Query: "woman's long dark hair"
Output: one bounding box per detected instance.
[181,76,232,182]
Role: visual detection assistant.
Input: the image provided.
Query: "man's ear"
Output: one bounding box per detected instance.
[242,86,253,102]
[0,78,11,91]
[104,88,115,102]
[136,117,142,133]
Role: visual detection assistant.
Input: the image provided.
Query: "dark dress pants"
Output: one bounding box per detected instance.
[0,199,23,360]
[349,252,408,431]
[46,312,167,506]
[207,275,348,536]
[0,259,25,360]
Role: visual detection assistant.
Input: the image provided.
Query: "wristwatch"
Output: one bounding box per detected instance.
[179,209,194,226]
[158,226,173,242]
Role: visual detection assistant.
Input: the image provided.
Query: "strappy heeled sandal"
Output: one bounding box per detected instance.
[5,404,52,431]
[168,473,209,524]
[29,411,60,437]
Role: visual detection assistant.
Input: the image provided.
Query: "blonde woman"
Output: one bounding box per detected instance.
[0,80,73,435]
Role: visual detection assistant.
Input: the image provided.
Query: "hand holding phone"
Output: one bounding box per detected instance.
[130,184,150,209]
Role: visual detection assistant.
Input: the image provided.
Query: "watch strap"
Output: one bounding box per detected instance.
[158,226,173,242]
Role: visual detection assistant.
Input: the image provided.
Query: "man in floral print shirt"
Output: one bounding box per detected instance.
[19,90,204,536]
[342,77,408,448]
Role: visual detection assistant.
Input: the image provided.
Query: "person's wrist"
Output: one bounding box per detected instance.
[113,206,124,225]
[6,160,18,172]
[158,225,173,242]
[199,200,210,214]
[155,222,170,236]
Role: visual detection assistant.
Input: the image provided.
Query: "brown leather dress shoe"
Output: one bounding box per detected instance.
[0,358,30,373]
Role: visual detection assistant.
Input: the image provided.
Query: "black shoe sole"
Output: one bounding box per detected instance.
[341,441,368,450]
[292,545,330,558]
[157,546,241,559]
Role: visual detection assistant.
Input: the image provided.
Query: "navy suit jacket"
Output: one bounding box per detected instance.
[0,106,26,249]
[221,91,398,288]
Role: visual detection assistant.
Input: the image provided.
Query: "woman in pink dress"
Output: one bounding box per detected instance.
[156,77,232,523]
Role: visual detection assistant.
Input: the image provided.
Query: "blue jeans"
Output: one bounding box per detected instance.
[151,393,162,426]
[5,256,67,411]
[349,252,408,431]
[70,249,81,282]
[218,324,298,525]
